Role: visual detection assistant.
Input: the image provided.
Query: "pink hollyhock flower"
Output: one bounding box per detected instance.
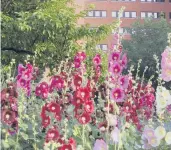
[75,52,86,61]
[111,127,120,143]
[110,88,125,102]
[93,54,101,66]
[119,75,129,89]
[109,62,123,76]
[47,102,61,114]
[161,67,171,82]
[143,127,155,140]
[161,47,171,68]
[74,57,81,68]
[75,87,90,101]
[93,139,107,150]
[148,136,160,147]
[45,127,59,142]
[109,52,120,62]
[141,135,152,150]
[121,53,128,68]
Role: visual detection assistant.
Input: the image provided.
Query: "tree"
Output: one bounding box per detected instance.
[122,18,171,88]
[1,0,119,74]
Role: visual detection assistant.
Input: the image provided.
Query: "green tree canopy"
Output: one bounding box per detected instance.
[1,0,119,73]
[122,18,171,88]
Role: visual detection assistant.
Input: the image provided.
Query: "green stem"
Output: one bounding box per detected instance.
[82,125,85,150]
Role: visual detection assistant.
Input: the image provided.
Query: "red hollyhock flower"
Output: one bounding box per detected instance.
[84,100,94,114]
[8,120,18,135]
[45,127,59,143]
[2,109,16,125]
[69,137,76,150]
[109,62,123,76]
[49,76,64,93]
[42,116,50,128]
[74,75,82,87]
[110,88,125,102]
[35,82,49,99]
[47,102,60,114]
[58,144,72,150]
[9,96,18,111]
[75,87,90,102]
[118,45,123,52]
[72,96,84,107]
[78,112,91,124]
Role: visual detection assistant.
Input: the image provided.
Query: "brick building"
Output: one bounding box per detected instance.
[75,0,171,50]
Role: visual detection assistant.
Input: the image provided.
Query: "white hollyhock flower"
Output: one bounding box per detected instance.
[165,132,171,145]
[111,127,120,143]
[154,126,166,140]
[106,113,117,126]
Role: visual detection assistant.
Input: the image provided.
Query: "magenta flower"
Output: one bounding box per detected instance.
[109,62,123,76]
[121,53,128,68]
[119,75,129,89]
[93,139,107,150]
[49,76,64,93]
[109,52,120,62]
[74,57,81,68]
[110,88,125,102]
[75,52,86,61]
[93,54,101,66]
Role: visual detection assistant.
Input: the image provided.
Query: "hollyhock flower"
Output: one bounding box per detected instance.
[9,96,17,111]
[2,109,16,125]
[49,76,64,92]
[110,88,125,102]
[109,62,123,76]
[69,137,76,150]
[121,53,128,68]
[161,46,171,69]
[165,132,171,145]
[98,121,107,132]
[72,96,83,107]
[143,127,155,140]
[111,127,120,143]
[106,114,117,126]
[42,116,50,128]
[161,67,171,82]
[35,82,49,99]
[75,52,86,61]
[93,139,107,150]
[78,112,91,124]
[148,136,160,147]
[84,100,94,114]
[109,52,120,62]
[93,54,101,66]
[8,120,18,135]
[119,75,129,89]
[75,87,90,101]
[74,74,82,87]
[45,127,59,142]
[154,126,166,140]
[118,45,123,52]
[74,57,81,68]
[58,144,72,150]
[141,134,152,149]
[18,64,26,74]
[47,102,60,114]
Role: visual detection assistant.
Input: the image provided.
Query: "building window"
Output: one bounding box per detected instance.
[112,28,129,34]
[96,44,108,51]
[112,11,136,18]
[140,0,165,2]
[87,10,107,17]
[141,12,161,19]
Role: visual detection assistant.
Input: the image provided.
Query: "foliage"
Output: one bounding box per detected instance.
[122,18,171,88]
[1,0,119,74]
